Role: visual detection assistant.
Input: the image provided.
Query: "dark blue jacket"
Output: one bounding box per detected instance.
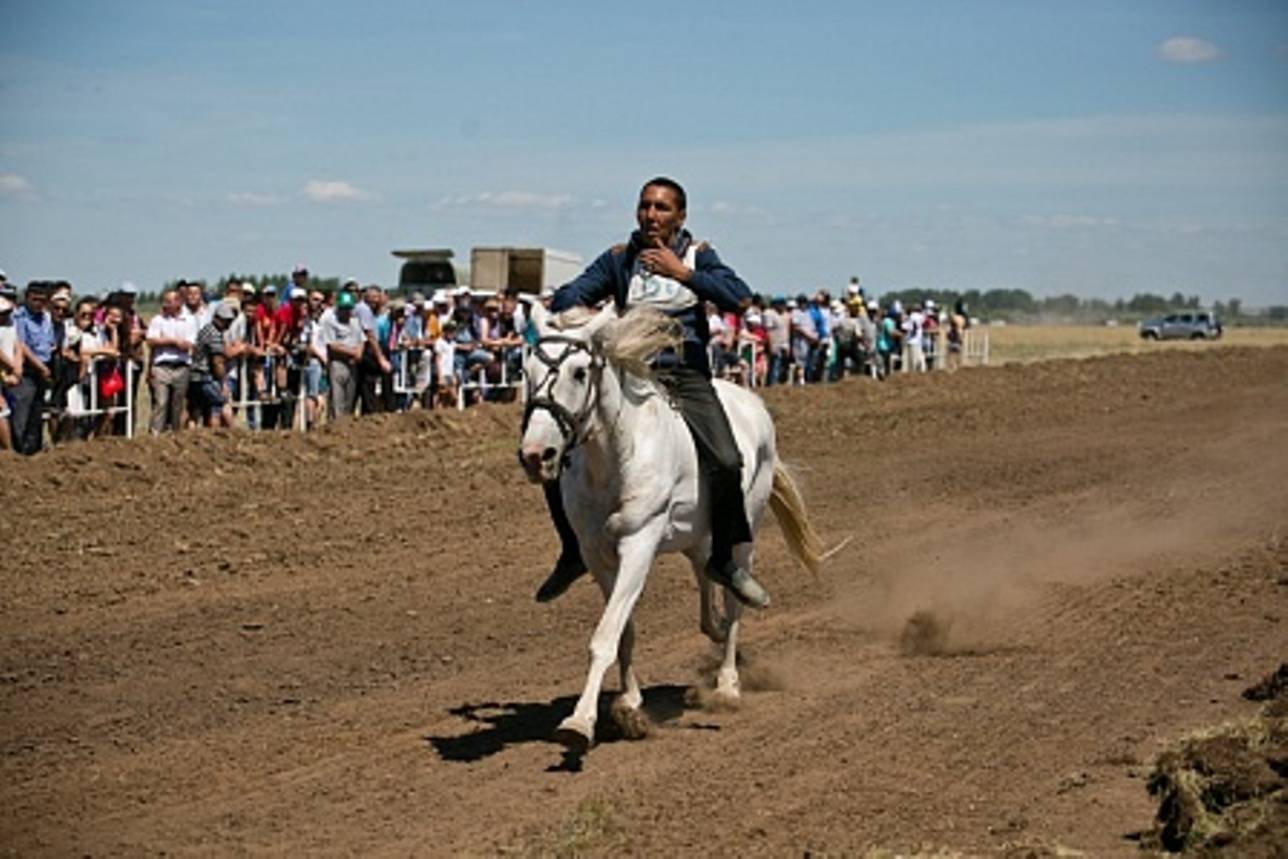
[550,229,751,377]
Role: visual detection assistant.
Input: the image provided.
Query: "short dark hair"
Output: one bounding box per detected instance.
[25,281,51,297]
[75,296,98,313]
[641,176,686,211]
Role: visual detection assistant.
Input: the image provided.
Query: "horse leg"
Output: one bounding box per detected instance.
[712,543,752,708]
[688,550,726,644]
[554,525,662,752]
[610,618,650,740]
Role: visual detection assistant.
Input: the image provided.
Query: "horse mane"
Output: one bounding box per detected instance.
[549,305,682,380]
[596,307,682,378]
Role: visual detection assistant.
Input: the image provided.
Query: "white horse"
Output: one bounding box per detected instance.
[518,302,829,752]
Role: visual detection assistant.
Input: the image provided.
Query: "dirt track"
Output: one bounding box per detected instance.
[3,346,1287,856]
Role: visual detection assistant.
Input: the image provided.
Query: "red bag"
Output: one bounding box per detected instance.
[99,366,125,399]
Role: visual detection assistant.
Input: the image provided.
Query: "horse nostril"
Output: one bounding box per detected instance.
[541,447,558,462]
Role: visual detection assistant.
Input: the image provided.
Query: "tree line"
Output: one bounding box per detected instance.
[876,287,1284,323]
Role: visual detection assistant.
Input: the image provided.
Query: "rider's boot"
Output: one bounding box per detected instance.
[537,480,588,602]
[704,468,771,609]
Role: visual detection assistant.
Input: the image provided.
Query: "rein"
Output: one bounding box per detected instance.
[522,334,606,461]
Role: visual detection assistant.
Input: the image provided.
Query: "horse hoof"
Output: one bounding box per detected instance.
[553,718,593,753]
[610,698,651,740]
[708,689,742,712]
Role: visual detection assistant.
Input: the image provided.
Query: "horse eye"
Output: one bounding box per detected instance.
[573,367,588,383]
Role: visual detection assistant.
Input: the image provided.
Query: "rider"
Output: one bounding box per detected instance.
[535,176,771,609]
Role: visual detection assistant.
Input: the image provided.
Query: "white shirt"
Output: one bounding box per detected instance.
[146,312,198,365]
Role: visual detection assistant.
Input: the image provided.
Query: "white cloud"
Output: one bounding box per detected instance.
[226,191,284,207]
[1017,214,1119,229]
[0,172,34,198]
[437,190,576,210]
[1157,36,1221,64]
[302,179,372,203]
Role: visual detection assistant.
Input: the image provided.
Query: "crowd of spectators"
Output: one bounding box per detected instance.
[706,277,972,386]
[0,266,968,456]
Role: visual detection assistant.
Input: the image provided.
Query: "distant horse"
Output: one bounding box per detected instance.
[518,303,830,752]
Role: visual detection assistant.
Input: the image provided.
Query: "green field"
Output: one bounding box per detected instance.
[981,324,1288,364]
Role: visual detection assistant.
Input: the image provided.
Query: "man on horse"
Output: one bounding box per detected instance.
[533,176,772,609]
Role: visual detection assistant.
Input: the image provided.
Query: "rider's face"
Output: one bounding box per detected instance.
[636,185,685,246]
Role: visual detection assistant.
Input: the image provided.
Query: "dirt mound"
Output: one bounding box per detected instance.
[1141,666,1288,855]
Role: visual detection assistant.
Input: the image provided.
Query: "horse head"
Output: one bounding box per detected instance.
[518,302,617,483]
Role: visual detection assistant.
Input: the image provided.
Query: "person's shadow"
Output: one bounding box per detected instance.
[425,684,705,771]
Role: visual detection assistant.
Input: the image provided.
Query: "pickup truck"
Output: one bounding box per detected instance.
[1139,311,1223,340]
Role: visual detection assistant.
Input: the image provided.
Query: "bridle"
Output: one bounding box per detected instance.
[521,334,606,462]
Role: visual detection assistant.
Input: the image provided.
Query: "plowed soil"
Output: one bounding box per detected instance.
[3,346,1287,856]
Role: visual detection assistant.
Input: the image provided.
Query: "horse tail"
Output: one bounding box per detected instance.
[769,461,845,576]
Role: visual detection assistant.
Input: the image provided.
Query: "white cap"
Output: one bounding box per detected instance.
[786,299,798,309]
[343,276,359,287]
[0,296,13,313]
[0,268,7,280]
[925,299,936,309]
[846,283,860,295]
[262,284,277,295]
[119,281,139,295]
[867,299,878,310]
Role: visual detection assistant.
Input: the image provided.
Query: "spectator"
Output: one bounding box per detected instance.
[93,303,128,437]
[290,264,310,302]
[858,299,879,377]
[480,296,523,394]
[253,284,284,425]
[831,298,862,380]
[181,280,212,330]
[903,302,927,373]
[11,281,56,454]
[318,289,364,419]
[789,295,817,384]
[355,284,393,414]
[48,285,76,439]
[0,286,21,452]
[189,303,235,427]
[947,301,967,370]
[923,299,940,370]
[63,298,106,426]
[145,287,196,434]
[436,317,459,408]
[808,291,832,383]
[449,288,492,401]
[301,289,327,427]
[877,306,902,378]
[108,282,147,436]
[763,296,789,386]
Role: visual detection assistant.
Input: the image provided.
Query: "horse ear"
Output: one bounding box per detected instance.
[585,302,617,338]
[529,301,550,331]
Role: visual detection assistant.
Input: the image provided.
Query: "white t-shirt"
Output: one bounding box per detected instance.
[903,311,925,344]
[146,313,197,365]
[0,323,18,368]
[435,338,456,381]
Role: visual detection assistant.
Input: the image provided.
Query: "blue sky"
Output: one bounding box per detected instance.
[2,0,1287,305]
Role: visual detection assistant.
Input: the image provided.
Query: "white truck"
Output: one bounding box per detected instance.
[468,247,583,297]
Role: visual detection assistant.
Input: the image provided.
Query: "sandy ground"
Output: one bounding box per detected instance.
[2,345,1286,856]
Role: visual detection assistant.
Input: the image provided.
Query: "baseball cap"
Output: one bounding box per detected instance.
[867,299,879,310]
[290,288,306,301]
[846,283,860,296]
[292,263,309,276]
[214,302,237,322]
[336,290,357,309]
[119,281,140,296]
[342,277,359,288]
[263,284,277,295]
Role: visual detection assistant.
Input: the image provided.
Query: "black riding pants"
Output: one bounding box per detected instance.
[545,366,752,566]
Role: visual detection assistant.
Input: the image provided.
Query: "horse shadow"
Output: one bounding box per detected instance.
[425,684,702,770]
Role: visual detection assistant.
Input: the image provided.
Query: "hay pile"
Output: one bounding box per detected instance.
[1141,664,1288,855]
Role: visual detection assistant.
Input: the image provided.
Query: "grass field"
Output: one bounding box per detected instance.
[982,324,1288,364]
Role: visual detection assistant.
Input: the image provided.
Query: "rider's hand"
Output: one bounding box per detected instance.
[638,238,692,283]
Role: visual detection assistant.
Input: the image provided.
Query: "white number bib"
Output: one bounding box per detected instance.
[626,244,699,312]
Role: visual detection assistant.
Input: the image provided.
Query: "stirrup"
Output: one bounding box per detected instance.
[706,559,772,610]
[535,555,588,603]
